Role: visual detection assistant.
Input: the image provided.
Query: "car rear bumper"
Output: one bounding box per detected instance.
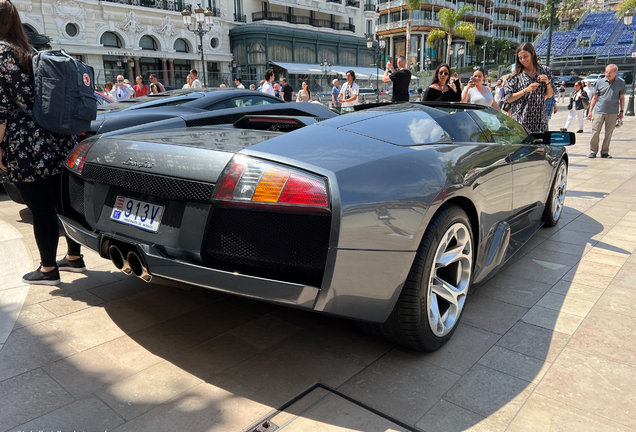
[59,214,415,322]
[59,214,320,308]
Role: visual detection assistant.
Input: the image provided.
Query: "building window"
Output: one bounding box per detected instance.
[247,41,266,64]
[339,50,356,64]
[268,44,292,61]
[101,31,122,48]
[234,43,245,65]
[65,23,78,37]
[366,20,373,35]
[294,46,315,63]
[174,38,190,53]
[140,35,158,51]
[318,48,337,65]
[359,51,373,66]
[210,37,219,49]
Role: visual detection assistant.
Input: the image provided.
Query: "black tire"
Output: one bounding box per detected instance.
[357,204,473,352]
[542,160,567,227]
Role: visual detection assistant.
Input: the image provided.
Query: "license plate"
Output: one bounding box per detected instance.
[110,196,164,233]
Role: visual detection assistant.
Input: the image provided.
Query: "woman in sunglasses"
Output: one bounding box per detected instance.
[561,81,588,133]
[461,67,500,110]
[423,64,462,102]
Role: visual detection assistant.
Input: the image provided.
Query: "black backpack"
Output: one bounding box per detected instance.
[31,50,97,135]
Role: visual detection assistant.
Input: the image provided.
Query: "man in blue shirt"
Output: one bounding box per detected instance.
[331,79,340,108]
[545,94,557,121]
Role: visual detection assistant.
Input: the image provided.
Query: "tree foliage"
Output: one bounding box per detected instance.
[427,6,476,65]
[405,0,427,69]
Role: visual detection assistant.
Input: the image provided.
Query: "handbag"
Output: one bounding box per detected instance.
[502,102,511,111]
[567,101,573,110]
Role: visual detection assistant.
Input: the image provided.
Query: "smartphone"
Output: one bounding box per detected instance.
[468,77,475,85]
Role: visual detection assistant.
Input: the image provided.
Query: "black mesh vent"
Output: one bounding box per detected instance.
[186,109,315,127]
[82,164,214,203]
[203,208,331,286]
[68,173,85,217]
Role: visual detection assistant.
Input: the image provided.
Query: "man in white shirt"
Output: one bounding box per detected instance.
[190,69,203,89]
[261,69,275,96]
[584,81,596,116]
[109,75,135,101]
[235,77,245,89]
[337,70,359,112]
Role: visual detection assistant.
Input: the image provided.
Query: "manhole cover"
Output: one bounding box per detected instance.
[244,384,419,432]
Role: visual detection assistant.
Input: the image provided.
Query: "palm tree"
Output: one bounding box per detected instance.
[405,0,427,69]
[539,3,560,29]
[427,5,477,66]
[557,0,585,29]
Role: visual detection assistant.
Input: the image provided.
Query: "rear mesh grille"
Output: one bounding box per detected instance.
[82,164,214,203]
[203,208,331,286]
[68,173,85,217]
[185,109,314,127]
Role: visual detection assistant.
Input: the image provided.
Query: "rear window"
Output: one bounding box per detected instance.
[471,110,532,144]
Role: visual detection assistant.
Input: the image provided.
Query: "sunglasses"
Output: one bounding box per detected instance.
[439,71,449,75]
[117,79,124,82]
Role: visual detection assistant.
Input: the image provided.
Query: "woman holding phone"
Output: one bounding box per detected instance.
[502,42,555,133]
[461,67,500,110]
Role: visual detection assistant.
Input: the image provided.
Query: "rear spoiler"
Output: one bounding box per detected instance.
[232,115,321,132]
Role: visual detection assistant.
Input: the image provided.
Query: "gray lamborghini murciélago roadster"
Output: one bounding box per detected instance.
[59,103,573,351]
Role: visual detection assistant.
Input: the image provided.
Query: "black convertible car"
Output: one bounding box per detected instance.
[59,102,572,352]
[92,89,287,135]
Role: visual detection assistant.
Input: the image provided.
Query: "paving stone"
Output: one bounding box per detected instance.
[569,306,636,367]
[270,387,330,427]
[0,285,29,344]
[88,277,152,302]
[416,400,505,432]
[8,395,125,432]
[474,274,553,308]
[229,314,302,351]
[168,333,261,381]
[500,256,572,285]
[549,280,605,303]
[443,364,535,426]
[477,345,550,384]
[594,284,636,318]
[338,349,460,424]
[535,239,594,256]
[497,322,570,363]
[13,303,56,329]
[461,294,528,335]
[580,249,629,266]
[561,267,614,289]
[398,323,499,375]
[0,323,77,381]
[521,305,584,335]
[0,369,75,431]
[97,361,202,421]
[508,393,634,432]
[609,262,636,289]
[126,285,210,320]
[40,290,105,316]
[41,300,162,352]
[536,348,636,428]
[44,335,169,398]
[548,228,601,245]
[110,380,272,432]
[536,292,595,317]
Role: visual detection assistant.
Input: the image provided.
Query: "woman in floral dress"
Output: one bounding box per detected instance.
[0,0,84,285]
[502,43,555,133]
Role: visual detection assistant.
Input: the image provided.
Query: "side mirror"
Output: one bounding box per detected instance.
[541,131,576,146]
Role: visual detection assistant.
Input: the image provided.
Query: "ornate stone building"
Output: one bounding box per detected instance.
[14,0,237,87]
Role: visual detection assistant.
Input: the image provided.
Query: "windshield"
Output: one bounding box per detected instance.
[96,89,206,113]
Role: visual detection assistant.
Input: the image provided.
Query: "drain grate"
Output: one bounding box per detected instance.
[242,383,423,432]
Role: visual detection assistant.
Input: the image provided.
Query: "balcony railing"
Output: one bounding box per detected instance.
[492,18,521,27]
[234,13,247,22]
[326,0,341,3]
[364,3,376,11]
[101,0,186,12]
[346,0,360,7]
[522,11,540,19]
[464,9,492,20]
[493,1,523,12]
[251,12,355,31]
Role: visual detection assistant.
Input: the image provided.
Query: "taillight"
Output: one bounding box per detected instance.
[213,156,329,209]
[65,139,96,175]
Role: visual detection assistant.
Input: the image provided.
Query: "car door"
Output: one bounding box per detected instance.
[472,110,552,226]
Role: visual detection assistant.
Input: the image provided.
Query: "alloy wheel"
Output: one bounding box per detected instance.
[552,163,567,222]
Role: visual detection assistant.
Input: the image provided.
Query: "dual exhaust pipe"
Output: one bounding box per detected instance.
[109,245,152,283]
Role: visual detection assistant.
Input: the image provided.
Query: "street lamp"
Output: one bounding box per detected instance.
[425,55,431,72]
[458,45,465,70]
[319,58,332,94]
[367,35,386,102]
[182,4,215,87]
[623,10,635,116]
